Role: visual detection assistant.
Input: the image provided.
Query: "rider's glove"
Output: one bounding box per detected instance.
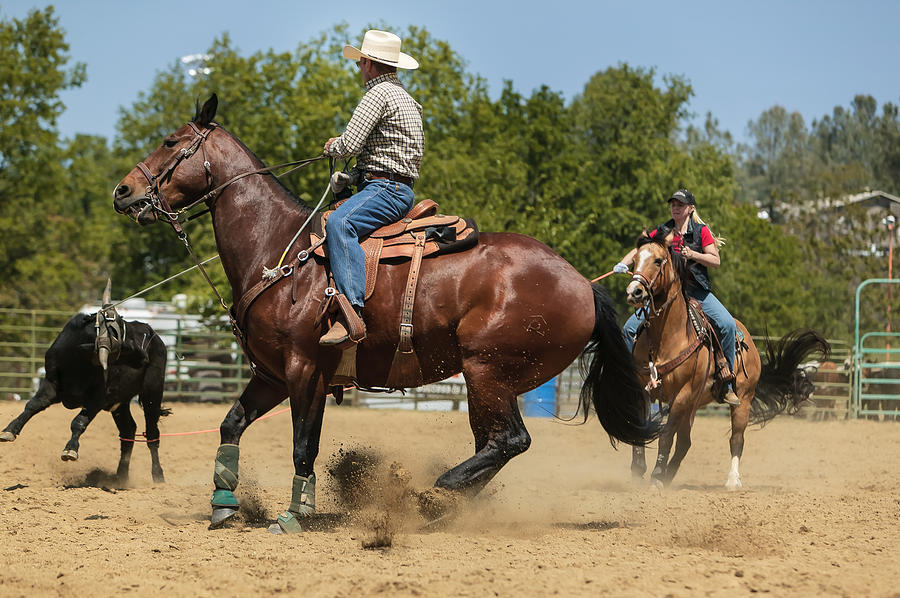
[613,262,629,274]
[330,171,351,194]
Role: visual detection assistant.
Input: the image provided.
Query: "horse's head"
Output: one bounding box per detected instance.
[113,94,219,226]
[625,231,678,307]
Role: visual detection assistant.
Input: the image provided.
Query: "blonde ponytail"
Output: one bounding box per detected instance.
[691,210,725,248]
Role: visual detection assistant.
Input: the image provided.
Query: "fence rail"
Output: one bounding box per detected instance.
[0,308,887,420]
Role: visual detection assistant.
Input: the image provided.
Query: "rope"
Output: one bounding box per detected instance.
[271,178,333,271]
[108,255,221,310]
[591,269,630,283]
[119,405,291,442]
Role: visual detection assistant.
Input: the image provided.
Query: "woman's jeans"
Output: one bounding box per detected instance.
[623,286,737,379]
[324,179,415,308]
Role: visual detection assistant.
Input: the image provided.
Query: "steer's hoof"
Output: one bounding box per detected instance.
[209,507,239,529]
[0,431,16,442]
[60,449,78,461]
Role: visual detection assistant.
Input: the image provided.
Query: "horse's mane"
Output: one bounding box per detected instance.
[635,232,691,303]
[204,119,314,213]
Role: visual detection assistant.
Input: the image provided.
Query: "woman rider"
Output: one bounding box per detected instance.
[614,188,740,406]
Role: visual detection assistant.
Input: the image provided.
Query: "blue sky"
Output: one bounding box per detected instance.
[4,0,900,144]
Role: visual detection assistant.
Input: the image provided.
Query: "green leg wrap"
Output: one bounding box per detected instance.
[274,473,316,534]
[211,489,239,508]
[275,510,304,533]
[289,473,316,516]
[211,444,240,508]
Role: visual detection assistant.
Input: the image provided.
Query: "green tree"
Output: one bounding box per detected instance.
[0,7,88,308]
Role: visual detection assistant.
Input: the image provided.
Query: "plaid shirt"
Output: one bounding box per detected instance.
[328,73,424,180]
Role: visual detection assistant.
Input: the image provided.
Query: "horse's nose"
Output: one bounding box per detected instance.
[626,283,644,305]
[113,184,132,213]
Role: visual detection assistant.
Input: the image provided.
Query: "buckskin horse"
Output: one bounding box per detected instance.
[112,94,658,532]
[0,282,169,483]
[625,232,829,489]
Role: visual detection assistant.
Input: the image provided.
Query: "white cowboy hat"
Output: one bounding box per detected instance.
[343,30,419,70]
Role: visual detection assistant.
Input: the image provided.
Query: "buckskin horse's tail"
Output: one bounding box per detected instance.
[579,283,661,446]
[751,329,830,425]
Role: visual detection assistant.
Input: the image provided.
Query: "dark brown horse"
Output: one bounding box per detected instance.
[625,233,828,489]
[113,94,657,531]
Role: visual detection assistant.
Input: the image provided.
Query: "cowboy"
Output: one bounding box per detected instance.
[615,189,741,406]
[320,29,425,346]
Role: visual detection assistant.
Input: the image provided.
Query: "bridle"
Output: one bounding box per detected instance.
[118,121,324,234]
[631,247,674,318]
[115,119,325,383]
[631,244,710,395]
[117,121,216,234]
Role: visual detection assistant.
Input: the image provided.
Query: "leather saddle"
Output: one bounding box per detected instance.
[309,199,479,300]
[685,297,742,382]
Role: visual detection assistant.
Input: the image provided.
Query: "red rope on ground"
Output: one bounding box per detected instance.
[120,405,292,442]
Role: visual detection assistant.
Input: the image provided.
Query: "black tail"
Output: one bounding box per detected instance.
[751,329,830,425]
[579,283,661,446]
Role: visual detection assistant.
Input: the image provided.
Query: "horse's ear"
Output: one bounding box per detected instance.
[640,228,650,238]
[196,94,218,126]
[662,230,675,246]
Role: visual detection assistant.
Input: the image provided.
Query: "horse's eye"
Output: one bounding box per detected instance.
[654,258,663,265]
[163,138,177,148]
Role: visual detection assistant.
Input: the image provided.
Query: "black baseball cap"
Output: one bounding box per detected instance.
[668,189,695,205]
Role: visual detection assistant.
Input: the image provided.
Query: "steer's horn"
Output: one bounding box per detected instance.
[102,278,112,307]
[98,346,110,376]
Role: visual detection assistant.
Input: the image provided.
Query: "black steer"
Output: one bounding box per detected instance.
[0,307,169,483]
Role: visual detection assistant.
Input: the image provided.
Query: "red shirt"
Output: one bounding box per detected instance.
[649,225,714,253]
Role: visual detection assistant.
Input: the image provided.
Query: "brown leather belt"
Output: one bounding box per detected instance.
[365,171,414,188]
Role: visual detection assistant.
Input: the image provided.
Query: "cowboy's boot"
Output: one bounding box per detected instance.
[319,307,366,347]
[722,387,740,406]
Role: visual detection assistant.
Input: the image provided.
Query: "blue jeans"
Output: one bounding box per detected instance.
[324,179,415,308]
[623,287,737,376]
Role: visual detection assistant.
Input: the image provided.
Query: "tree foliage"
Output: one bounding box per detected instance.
[737,96,900,340]
[5,9,898,344]
[0,7,91,309]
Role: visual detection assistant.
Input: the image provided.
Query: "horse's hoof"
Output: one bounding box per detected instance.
[267,523,284,535]
[417,487,462,523]
[725,477,742,492]
[152,473,165,484]
[0,431,16,442]
[209,507,239,529]
[60,449,78,461]
[650,478,665,491]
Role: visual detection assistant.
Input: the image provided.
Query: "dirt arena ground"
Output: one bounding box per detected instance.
[0,400,897,598]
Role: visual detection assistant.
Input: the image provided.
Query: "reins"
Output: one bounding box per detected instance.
[123,120,331,382]
[631,248,710,393]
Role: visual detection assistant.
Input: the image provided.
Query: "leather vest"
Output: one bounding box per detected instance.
[654,218,711,291]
